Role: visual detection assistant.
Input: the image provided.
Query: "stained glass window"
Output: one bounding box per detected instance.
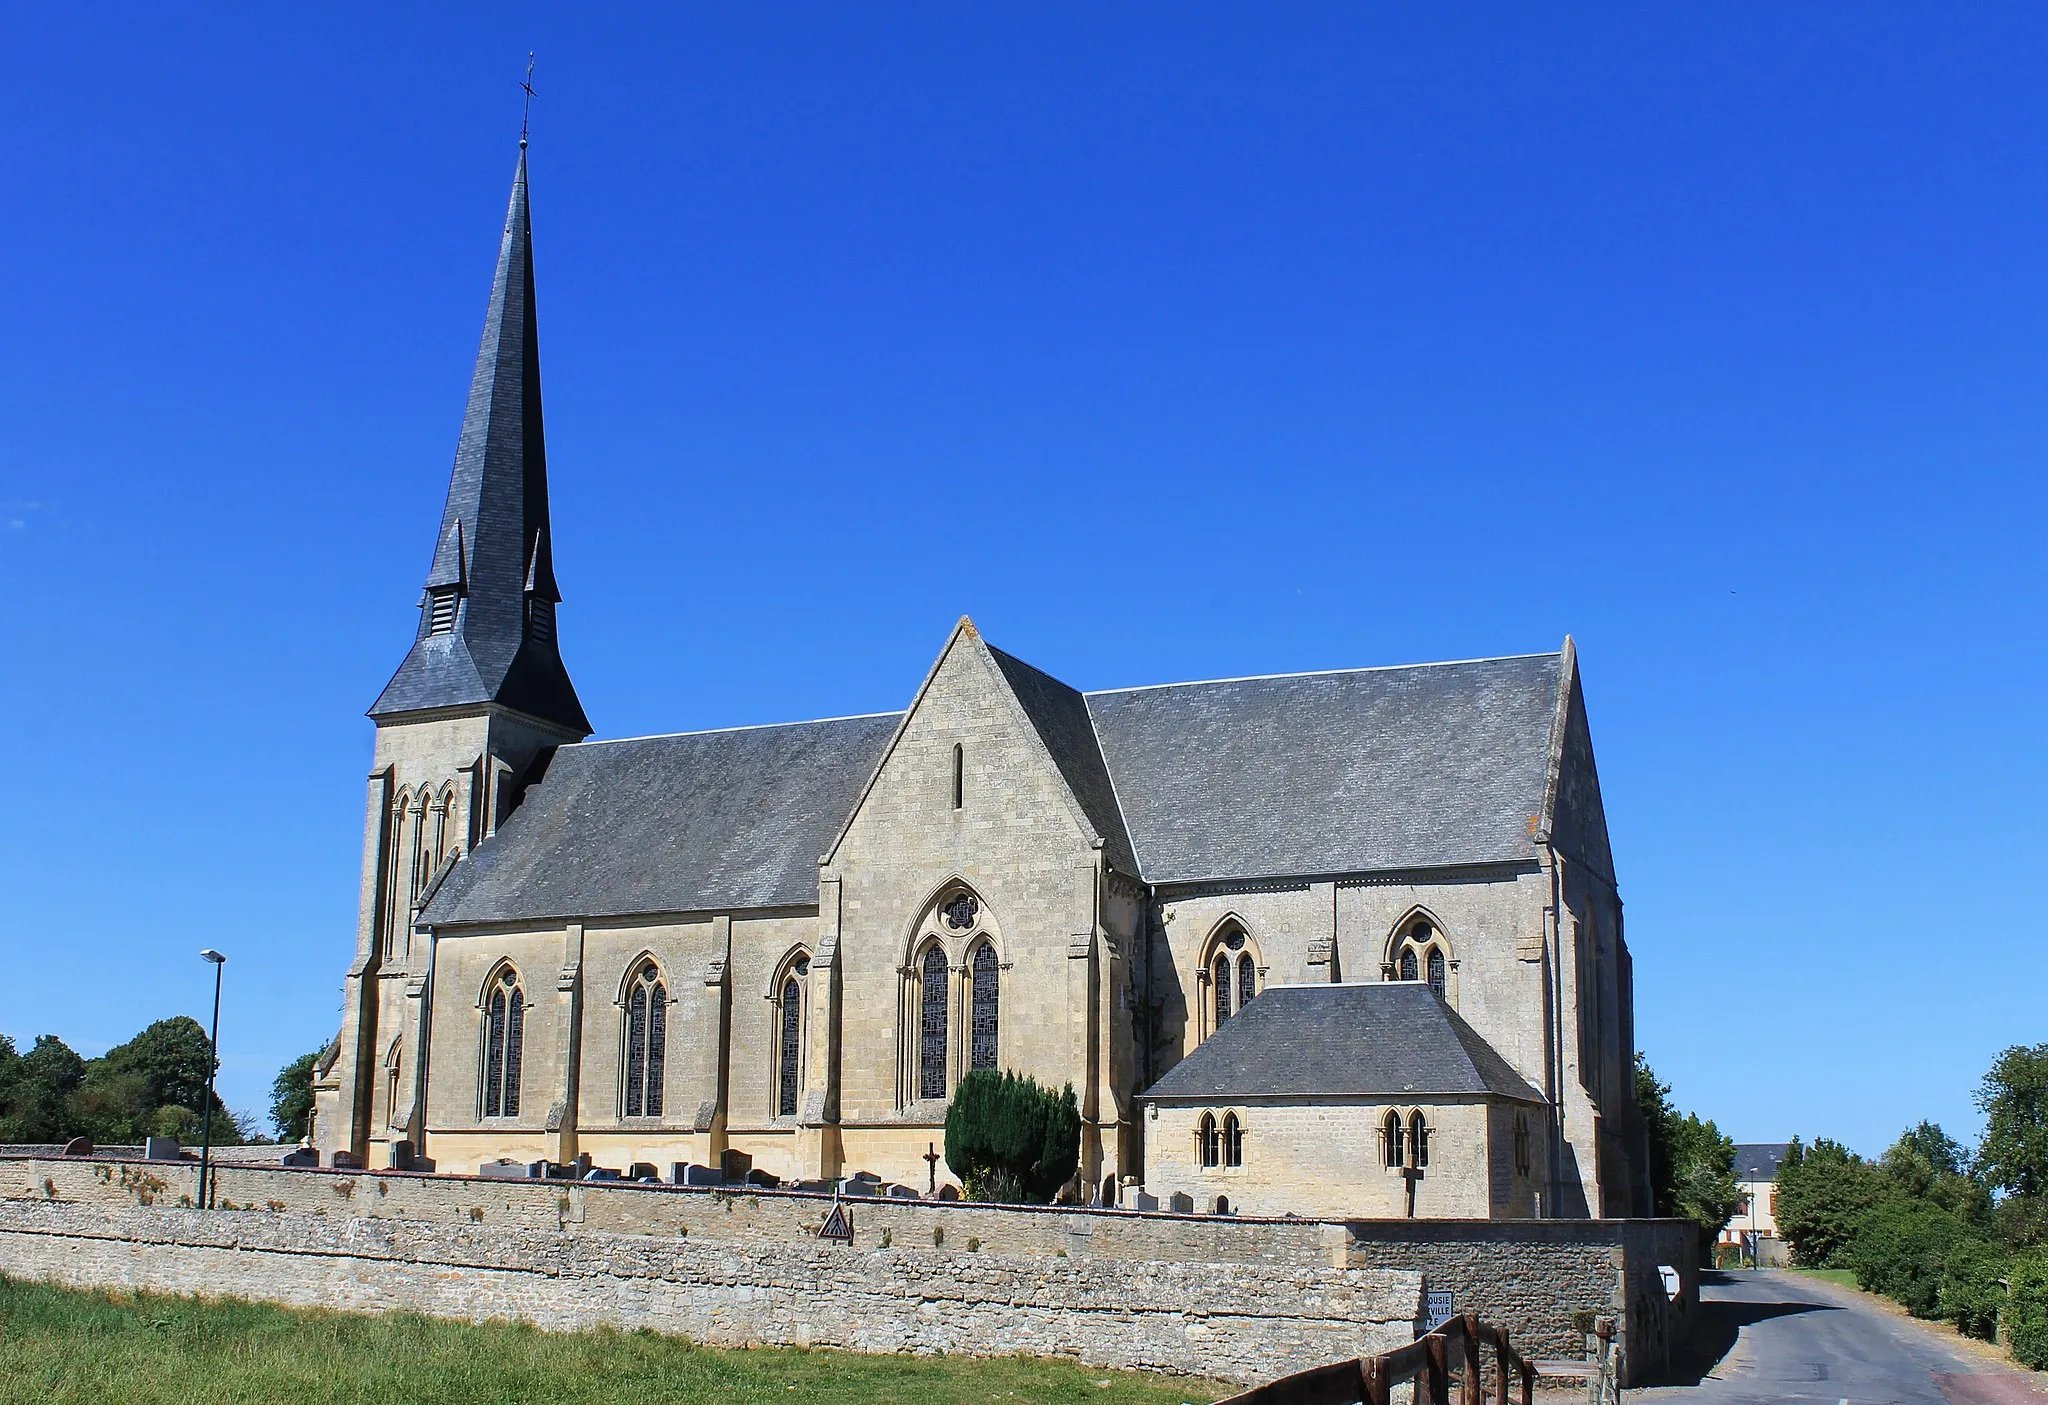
[919,946,948,1100]
[483,989,506,1118]
[1399,948,1418,981]
[1384,1111,1404,1167]
[1237,953,1256,1011]
[1410,1112,1429,1168]
[1427,948,1446,999]
[623,962,665,1118]
[970,943,999,1072]
[1213,953,1232,1023]
[483,968,523,1118]
[1199,1113,1220,1167]
[943,894,978,931]
[779,976,802,1117]
[1223,1113,1243,1167]
[624,983,648,1118]
[646,981,666,1118]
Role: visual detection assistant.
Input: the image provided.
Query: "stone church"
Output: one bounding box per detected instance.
[311,147,1647,1220]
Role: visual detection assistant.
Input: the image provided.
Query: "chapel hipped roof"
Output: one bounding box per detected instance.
[417,644,1581,928]
[369,147,589,734]
[1137,982,1546,1103]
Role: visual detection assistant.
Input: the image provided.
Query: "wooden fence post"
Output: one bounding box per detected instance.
[1363,1356,1390,1405]
[1460,1314,1482,1405]
[1495,1331,1513,1405]
[1427,1332,1452,1405]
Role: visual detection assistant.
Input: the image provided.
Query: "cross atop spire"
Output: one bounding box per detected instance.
[520,54,536,147]
[369,145,590,735]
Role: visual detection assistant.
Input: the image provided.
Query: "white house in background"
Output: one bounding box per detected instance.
[1721,1142,1791,1263]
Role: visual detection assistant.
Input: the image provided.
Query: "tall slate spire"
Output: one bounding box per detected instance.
[370,146,590,735]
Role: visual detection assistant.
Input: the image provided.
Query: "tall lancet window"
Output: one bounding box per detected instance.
[969,943,1000,1072]
[1237,952,1257,1012]
[776,955,809,1119]
[1427,948,1447,999]
[482,967,524,1119]
[622,961,666,1118]
[919,945,949,1100]
[1213,953,1233,1023]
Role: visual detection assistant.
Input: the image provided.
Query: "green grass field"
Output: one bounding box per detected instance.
[0,1276,1230,1405]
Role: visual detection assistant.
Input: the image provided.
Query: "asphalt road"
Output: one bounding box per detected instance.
[1633,1271,2045,1405]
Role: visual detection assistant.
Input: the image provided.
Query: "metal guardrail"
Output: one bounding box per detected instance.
[1216,1311,1620,1405]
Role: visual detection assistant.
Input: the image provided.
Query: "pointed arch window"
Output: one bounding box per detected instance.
[1222,1112,1243,1168]
[1514,1113,1533,1177]
[951,743,964,810]
[1409,1111,1430,1168]
[775,954,809,1119]
[482,967,524,1119]
[1391,920,1450,1000]
[919,945,949,1100]
[969,942,999,1072]
[1236,953,1256,1011]
[622,961,667,1119]
[1199,1112,1221,1168]
[1384,1110,1405,1168]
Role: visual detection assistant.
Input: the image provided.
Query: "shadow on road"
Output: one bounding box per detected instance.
[1638,1274,1843,1388]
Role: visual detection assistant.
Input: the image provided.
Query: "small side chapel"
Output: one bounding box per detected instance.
[311,145,1649,1220]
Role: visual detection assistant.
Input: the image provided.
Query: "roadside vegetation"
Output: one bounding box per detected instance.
[0,1275,1224,1405]
[0,1021,263,1147]
[1776,1044,2048,1367]
[1636,1054,1743,1255]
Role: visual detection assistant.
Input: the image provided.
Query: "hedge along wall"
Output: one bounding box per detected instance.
[0,1199,1422,1385]
[2,1155,1692,1379]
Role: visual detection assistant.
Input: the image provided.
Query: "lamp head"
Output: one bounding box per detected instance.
[200,949,226,965]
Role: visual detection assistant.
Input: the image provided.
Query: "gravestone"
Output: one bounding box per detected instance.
[389,1140,417,1171]
[841,1178,874,1196]
[62,1136,95,1157]
[886,1183,921,1199]
[851,1170,882,1183]
[627,1162,659,1181]
[937,1184,960,1201]
[330,1151,362,1170]
[143,1137,180,1161]
[681,1163,723,1186]
[1132,1191,1159,1212]
[720,1149,752,1181]
[477,1158,527,1179]
[1168,1192,1195,1214]
[280,1147,319,1168]
[746,1167,781,1188]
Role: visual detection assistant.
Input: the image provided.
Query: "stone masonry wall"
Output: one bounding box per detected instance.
[0,1198,1421,1385]
[3,1155,1692,1383]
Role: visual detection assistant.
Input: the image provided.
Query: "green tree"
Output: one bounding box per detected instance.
[1879,1121,1989,1227]
[74,1017,235,1145]
[1775,1137,1893,1268]
[270,1051,321,1141]
[943,1070,1082,1204]
[8,1036,87,1143]
[1634,1054,1742,1251]
[1979,1045,2048,1245]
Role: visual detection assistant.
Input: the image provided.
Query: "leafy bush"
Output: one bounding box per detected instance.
[943,1070,1081,1204]
[270,1050,322,1141]
[1635,1054,1741,1250]
[1849,1200,1963,1318]
[2006,1257,2048,1369]
[1939,1236,2009,1341]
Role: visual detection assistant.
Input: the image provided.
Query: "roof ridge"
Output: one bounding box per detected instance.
[1084,650,1561,699]
[569,711,905,748]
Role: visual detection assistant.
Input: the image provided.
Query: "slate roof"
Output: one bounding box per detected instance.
[1733,1144,1793,1182]
[988,646,1137,874]
[1086,654,1562,884]
[419,713,901,925]
[1139,982,1543,1103]
[371,147,589,734]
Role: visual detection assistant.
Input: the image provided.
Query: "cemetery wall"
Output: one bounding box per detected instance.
[0,1197,1421,1385]
[0,1155,1693,1382]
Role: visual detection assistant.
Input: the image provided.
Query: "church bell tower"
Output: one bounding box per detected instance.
[316,141,590,1167]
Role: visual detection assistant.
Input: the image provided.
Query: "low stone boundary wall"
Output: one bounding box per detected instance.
[0,1156,1694,1381]
[0,1199,1421,1384]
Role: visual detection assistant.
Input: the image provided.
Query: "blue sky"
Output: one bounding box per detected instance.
[2,5,2042,1153]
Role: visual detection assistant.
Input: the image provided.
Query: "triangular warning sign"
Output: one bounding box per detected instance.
[819,1203,853,1243]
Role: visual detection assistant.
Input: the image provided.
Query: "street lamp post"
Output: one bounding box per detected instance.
[198,950,226,1210]
[1748,1166,1760,1269]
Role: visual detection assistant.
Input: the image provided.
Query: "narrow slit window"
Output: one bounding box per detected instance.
[951,743,964,810]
